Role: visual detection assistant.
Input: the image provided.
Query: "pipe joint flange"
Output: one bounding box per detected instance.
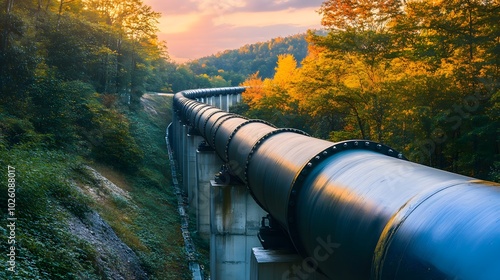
[193,105,213,129]
[201,110,224,137]
[189,103,212,125]
[183,101,198,122]
[223,119,277,162]
[286,140,406,257]
[186,102,207,120]
[212,114,248,158]
[334,140,407,160]
[243,128,309,210]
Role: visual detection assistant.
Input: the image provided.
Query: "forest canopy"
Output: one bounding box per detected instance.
[1,0,498,178]
[235,0,499,181]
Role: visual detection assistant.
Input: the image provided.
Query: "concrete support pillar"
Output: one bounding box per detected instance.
[214,95,221,108]
[227,94,234,111]
[221,94,228,112]
[195,150,223,238]
[181,124,189,193]
[237,93,242,103]
[187,133,203,206]
[210,181,266,280]
[250,248,329,280]
[231,94,238,108]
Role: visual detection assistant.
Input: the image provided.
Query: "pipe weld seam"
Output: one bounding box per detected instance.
[286,140,407,258]
[244,128,309,211]
[223,119,277,162]
[371,181,468,279]
[212,114,247,158]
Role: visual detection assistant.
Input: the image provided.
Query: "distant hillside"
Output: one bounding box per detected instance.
[186,33,309,84]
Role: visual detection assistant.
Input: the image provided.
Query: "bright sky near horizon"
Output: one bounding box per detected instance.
[143,0,325,63]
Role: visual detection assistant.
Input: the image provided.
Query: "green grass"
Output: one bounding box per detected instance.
[122,94,191,279]
[0,95,193,279]
[0,149,100,279]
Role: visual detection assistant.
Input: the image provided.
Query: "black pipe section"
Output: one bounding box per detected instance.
[173,87,500,280]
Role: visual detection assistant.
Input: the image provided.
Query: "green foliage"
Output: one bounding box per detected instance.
[0,115,45,148]
[0,0,161,164]
[121,95,191,279]
[0,0,191,278]
[0,0,168,98]
[86,98,144,171]
[186,34,309,84]
[0,148,98,279]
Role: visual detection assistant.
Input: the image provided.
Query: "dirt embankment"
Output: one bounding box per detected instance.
[70,166,148,280]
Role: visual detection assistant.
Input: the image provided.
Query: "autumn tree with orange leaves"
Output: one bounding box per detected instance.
[240,0,499,180]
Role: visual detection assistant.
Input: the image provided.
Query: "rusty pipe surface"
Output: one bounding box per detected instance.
[172,87,500,280]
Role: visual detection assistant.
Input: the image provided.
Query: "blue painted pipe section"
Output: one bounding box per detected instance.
[173,87,500,280]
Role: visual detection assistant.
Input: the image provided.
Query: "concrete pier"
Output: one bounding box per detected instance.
[214,95,221,108]
[221,94,228,111]
[186,132,203,207]
[210,181,266,280]
[181,124,189,193]
[195,149,223,238]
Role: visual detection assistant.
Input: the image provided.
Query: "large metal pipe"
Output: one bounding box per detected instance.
[173,87,500,280]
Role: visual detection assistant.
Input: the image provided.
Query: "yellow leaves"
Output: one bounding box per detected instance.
[272,54,298,90]
[240,54,300,112]
[319,0,403,31]
[435,58,456,77]
[387,58,431,81]
[241,72,265,107]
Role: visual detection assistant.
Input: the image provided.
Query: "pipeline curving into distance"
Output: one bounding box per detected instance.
[171,87,500,280]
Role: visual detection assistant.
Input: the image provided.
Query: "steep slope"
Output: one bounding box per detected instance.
[0,95,191,279]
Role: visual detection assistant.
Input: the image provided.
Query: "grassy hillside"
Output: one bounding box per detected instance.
[0,95,191,279]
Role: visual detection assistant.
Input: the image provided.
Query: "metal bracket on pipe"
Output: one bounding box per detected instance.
[212,114,247,158]
[193,106,214,132]
[197,141,214,152]
[258,214,295,250]
[223,119,276,163]
[214,164,244,185]
[201,110,224,137]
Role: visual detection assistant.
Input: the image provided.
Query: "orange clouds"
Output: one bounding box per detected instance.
[144,0,324,62]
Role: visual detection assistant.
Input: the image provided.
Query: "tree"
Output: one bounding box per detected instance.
[83,0,161,98]
[239,54,308,129]
[236,0,499,180]
[319,0,402,32]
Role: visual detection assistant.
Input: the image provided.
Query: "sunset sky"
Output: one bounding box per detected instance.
[143,0,325,62]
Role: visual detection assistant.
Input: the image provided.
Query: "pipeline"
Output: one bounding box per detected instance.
[172,87,500,280]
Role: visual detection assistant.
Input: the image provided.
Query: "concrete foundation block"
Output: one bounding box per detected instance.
[250,247,329,280]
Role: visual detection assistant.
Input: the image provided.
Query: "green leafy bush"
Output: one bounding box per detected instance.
[85,98,144,172]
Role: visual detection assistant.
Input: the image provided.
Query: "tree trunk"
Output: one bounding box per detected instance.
[6,0,14,14]
[57,0,63,28]
[2,0,15,52]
